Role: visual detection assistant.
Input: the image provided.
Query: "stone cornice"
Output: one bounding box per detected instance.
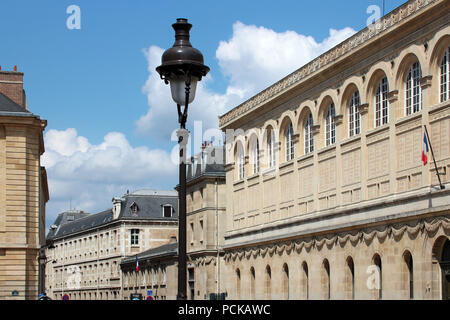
[223,215,450,262]
[219,0,440,129]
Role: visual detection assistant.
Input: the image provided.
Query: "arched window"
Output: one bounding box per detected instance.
[237,144,245,180]
[323,259,331,300]
[236,268,241,299]
[285,122,294,161]
[373,254,382,300]
[253,139,260,174]
[440,46,450,103]
[302,261,309,300]
[405,62,422,115]
[346,257,355,300]
[282,263,289,300]
[265,265,271,300]
[325,104,336,146]
[267,129,276,168]
[250,267,256,300]
[375,77,389,127]
[349,91,361,137]
[404,251,414,300]
[304,113,314,154]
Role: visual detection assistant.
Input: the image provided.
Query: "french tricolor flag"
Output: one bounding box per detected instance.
[136,256,140,272]
[422,133,429,166]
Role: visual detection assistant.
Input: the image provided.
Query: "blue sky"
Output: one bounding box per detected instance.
[0,0,407,227]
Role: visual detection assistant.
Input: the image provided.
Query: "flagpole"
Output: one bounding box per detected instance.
[424,125,445,190]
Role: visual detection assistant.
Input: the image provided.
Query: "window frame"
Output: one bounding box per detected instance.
[253,138,260,174]
[304,113,314,154]
[348,91,361,137]
[375,77,389,127]
[130,229,140,246]
[325,104,336,146]
[285,122,294,161]
[162,205,172,218]
[267,129,276,168]
[440,46,450,103]
[237,144,245,180]
[405,61,422,116]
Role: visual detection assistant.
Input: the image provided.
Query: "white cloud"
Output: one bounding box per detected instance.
[42,128,177,226]
[136,21,356,140]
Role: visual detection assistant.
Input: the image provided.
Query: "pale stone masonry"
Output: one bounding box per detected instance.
[120,0,450,300]
[219,0,450,300]
[44,189,178,300]
[0,70,49,300]
[120,145,227,300]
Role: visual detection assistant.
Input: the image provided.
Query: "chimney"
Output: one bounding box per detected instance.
[112,197,124,219]
[0,68,27,110]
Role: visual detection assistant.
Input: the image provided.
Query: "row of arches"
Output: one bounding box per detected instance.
[233,35,450,179]
[234,246,437,300]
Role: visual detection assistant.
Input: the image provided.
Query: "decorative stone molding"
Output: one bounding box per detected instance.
[334,114,344,126]
[387,90,399,103]
[225,216,449,262]
[219,0,439,128]
[420,75,433,89]
[312,125,321,135]
[359,103,369,115]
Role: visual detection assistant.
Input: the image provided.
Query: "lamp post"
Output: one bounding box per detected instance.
[156,18,209,300]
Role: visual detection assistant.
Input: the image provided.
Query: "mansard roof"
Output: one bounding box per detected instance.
[47,189,178,240]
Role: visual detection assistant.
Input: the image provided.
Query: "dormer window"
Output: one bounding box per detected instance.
[130,202,138,215]
[163,205,173,218]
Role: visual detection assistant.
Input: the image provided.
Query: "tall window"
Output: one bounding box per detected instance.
[405,62,422,115]
[302,262,309,300]
[404,251,414,299]
[373,254,382,300]
[130,229,139,246]
[253,139,260,174]
[347,257,355,300]
[304,113,314,154]
[375,77,389,127]
[285,122,294,161]
[265,265,271,300]
[325,104,336,146]
[323,259,330,300]
[282,264,289,300]
[250,267,256,300]
[440,47,450,103]
[236,269,241,299]
[349,91,361,136]
[237,144,245,180]
[188,268,195,300]
[268,129,276,168]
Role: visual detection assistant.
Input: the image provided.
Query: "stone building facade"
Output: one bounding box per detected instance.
[0,69,49,300]
[44,189,178,300]
[120,145,226,300]
[219,0,450,300]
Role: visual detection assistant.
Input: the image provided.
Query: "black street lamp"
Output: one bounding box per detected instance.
[156,18,209,300]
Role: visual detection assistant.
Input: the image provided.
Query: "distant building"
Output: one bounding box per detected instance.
[44,189,178,300]
[120,145,226,300]
[0,69,49,300]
